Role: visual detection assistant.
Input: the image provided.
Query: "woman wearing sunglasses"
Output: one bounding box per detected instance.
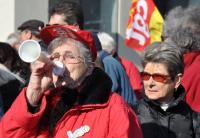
[134,42,200,138]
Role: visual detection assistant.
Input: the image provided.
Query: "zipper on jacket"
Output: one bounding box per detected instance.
[167,115,171,138]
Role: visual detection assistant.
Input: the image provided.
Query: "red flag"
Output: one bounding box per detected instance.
[125,0,163,51]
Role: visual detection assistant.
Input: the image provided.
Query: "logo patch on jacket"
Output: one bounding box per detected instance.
[67,125,90,138]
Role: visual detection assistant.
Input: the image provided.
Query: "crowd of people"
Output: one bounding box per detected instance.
[0,1,200,138]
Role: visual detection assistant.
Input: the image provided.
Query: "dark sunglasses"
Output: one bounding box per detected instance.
[141,72,171,83]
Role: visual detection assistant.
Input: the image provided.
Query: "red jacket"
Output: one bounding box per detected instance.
[119,57,143,99]
[182,52,200,112]
[0,68,143,138]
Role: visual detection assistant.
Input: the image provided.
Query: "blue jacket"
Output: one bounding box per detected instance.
[99,50,137,106]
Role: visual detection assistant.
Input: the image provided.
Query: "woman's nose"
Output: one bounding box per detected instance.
[59,55,64,62]
[148,77,156,87]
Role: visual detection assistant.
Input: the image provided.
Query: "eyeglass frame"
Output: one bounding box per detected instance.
[50,51,85,64]
[141,72,171,83]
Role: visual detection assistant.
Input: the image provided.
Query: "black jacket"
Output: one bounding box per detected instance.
[0,64,25,115]
[134,85,200,138]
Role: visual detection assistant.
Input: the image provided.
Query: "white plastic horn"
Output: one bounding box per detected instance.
[18,40,41,63]
[18,40,65,76]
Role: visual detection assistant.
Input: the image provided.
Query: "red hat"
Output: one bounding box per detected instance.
[40,25,97,61]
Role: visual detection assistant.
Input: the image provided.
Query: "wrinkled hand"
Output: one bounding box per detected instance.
[26,60,53,106]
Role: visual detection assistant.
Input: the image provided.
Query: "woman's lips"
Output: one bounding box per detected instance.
[147,89,158,92]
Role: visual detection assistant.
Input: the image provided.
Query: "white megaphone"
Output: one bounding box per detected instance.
[18,40,65,76]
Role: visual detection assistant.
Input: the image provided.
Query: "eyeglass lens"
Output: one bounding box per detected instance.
[51,52,83,64]
[141,72,170,83]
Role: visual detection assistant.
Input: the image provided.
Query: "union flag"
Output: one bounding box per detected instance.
[125,0,163,51]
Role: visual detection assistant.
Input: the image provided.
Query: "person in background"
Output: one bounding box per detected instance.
[6,32,21,51]
[134,42,200,138]
[0,24,143,138]
[18,19,47,52]
[48,0,137,107]
[49,1,84,29]
[49,0,138,106]
[163,6,200,112]
[0,42,26,118]
[97,32,143,99]
[92,32,137,107]
[91,32,104,70]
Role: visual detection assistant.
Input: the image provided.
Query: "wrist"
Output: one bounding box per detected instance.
[26,86,43,106]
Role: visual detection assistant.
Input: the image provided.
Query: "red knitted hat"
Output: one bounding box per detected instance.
[40,25,97,61]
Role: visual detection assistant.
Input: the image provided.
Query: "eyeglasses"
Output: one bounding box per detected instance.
[51,52,84,64]
[141,72,171,83]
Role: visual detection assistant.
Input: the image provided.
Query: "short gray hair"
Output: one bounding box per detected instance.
[48,37,94,67]
[97,32,116,54]
[142,42,184,80]
[164,6,200,53]
[6,32,20,47]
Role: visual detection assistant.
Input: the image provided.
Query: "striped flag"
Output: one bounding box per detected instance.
[125,0,163,51]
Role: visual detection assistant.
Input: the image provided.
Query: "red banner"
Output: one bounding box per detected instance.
[125,0,163,51]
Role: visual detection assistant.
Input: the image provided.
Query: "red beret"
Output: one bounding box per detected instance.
[40,25,97,61]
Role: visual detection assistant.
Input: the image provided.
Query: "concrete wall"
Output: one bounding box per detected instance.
[0,0,15,41]
[15,0,48,31]
[0,0,48,42]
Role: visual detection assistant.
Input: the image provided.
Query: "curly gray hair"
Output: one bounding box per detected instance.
[163,6,200,53]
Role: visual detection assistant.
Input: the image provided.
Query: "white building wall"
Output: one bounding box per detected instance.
[0,0,15,41]
[15,0,49,31]
[0,0,48,42]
